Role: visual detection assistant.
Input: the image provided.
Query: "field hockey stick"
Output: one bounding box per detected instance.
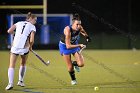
[79,40,89,54]
[31,50,50,66]
[79,45,86,54]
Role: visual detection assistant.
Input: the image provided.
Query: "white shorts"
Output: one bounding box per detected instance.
[11,47,29,55]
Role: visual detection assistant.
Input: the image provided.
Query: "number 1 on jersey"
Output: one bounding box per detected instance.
[21,23,27,34]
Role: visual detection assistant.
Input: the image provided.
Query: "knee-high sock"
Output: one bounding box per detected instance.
[69,71,76,80]
[8,68,14,84]
[19,66,26,82]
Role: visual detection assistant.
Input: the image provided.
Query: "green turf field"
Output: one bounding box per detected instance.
[0,50,140,93]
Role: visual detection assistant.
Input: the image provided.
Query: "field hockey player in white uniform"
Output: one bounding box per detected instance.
[5,12,37,90]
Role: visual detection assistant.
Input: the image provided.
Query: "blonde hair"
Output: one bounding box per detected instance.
[26,12,36,20]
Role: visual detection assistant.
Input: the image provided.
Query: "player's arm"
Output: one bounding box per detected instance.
[29,31,35,51]
[80,26,91,42]
[64,26,84,49]
[80,26,88,37]
[7,24,16,34]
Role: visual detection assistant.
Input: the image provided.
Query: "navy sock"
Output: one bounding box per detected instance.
[69,71,76,80]
[72,61,78,66]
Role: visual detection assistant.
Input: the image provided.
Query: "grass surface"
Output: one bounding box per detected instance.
[0,50,140,93]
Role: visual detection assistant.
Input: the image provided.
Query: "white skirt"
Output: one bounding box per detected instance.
[11,46,29,55]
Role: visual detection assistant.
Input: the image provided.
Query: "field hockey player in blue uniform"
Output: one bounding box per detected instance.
[59,13,91,85]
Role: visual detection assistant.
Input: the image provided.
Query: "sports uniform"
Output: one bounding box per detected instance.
[59,25,80,55]
[11,21,36,55]
[5,15,37,90]
[58,13,91,85]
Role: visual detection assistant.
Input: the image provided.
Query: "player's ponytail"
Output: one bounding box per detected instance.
[26,12,32,20]
[26,12,36,21]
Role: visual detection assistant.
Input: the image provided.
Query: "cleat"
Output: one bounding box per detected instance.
[5,83,13,90]
[74,66,80,72]
[71,80,77,85]
[17,81,25,87]
[72,61,80,72]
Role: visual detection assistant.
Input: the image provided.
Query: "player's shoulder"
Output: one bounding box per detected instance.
[64,26,71,35]
[15,21,26,25]
[64,26,70,30]
[28,22,35,26]
[14,21,23,26]
[17,21,31,25]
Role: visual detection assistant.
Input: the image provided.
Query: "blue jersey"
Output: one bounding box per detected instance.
[60,25,80,44]
[59,25,80,55]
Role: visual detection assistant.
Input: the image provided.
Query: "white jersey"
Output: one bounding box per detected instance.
[12,21,36,48]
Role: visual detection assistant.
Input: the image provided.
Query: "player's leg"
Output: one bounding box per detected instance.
[63,54,77,85]
[72,52,84,72]
[17,54,28,87]
[73,52,84,67]
[5,53,18,90]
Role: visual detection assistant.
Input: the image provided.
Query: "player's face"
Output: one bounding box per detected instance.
[72,20,81,31]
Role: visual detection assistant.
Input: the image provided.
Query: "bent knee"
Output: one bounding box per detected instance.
[78,63,84,67]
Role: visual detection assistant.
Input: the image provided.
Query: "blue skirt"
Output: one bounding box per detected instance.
[59,41,80,55]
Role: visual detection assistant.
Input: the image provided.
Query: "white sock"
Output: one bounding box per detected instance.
[8,68,14,84]
[19,66,26,82]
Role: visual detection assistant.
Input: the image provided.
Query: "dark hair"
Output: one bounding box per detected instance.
[26,12,36,20]
[72,13,81,21]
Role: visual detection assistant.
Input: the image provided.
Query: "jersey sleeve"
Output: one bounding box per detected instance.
[30,25,36,32]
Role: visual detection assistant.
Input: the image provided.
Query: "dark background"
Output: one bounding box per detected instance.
[0,0,139,49]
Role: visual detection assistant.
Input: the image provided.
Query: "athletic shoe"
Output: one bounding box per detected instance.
[71,80,77,85]
[72,61,80,72]
[17,81,25,87]
[74,65,80,72]
[5,83,13,90]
